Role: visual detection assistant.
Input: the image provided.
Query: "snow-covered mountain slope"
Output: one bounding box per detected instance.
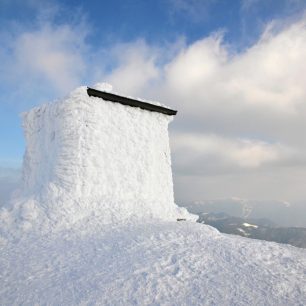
[1,221,305,305]
[184,198,306,227]
[197,212,306,248]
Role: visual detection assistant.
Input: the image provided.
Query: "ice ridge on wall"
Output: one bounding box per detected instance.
[1,84,195,236]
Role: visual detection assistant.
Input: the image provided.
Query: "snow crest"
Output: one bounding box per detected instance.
[0,86,195,239]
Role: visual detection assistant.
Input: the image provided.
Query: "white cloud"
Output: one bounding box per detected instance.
[0,12,88,109]
[161,18,306,118]
[12,24,87,93]
[171,133,293,172]
[104,41,160,96]
[164,33,227,96]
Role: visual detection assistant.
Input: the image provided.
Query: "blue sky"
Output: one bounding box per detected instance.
[1,0,306,210]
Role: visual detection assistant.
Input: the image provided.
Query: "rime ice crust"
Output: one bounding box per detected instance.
[1,86,194,236]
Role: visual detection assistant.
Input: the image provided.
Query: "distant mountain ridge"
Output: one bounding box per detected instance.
[183,198,306,227]
[196,212,306,248]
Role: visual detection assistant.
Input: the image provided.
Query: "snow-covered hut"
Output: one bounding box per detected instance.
[18,84,193,230]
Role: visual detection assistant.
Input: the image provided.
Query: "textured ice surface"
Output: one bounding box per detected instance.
[0,86,193,238]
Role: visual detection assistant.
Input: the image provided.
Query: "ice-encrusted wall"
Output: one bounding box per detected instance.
[14,85,193,231]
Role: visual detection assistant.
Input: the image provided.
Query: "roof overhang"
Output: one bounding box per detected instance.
[87,87,177,116]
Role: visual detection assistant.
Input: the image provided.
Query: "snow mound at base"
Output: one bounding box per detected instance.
[0,86,196,240]
[1,221,305,305]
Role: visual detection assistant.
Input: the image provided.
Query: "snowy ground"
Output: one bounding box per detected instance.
[1,220,305,305]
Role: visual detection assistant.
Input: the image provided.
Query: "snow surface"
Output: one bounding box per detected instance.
[237,227,249,236]
[243,222,258,228]
[0,221,305,305]
[0,85,305,305]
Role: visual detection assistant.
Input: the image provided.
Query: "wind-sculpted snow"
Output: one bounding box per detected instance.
[0,86,193,239]
[0,221,305,305]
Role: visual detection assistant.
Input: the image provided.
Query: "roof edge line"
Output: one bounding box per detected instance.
[87,87,177,116]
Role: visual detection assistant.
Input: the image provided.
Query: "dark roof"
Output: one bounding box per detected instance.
[87,87,177,116]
